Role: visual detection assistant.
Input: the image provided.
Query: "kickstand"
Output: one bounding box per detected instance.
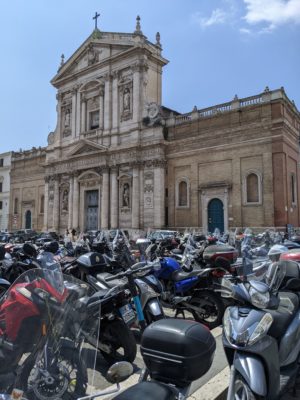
[175,309,185,319]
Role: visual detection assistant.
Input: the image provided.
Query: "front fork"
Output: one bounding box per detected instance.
[226,365,236,400]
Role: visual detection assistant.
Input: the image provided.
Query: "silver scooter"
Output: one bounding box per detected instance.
[222,260,300,400]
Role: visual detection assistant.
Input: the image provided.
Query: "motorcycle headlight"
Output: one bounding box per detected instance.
[249,287,270,309]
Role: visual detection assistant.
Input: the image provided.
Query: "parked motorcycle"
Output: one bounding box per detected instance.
[222,260,300,399]
[0,253,95,399]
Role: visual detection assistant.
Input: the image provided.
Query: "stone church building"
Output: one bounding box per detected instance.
[8,18,300,234]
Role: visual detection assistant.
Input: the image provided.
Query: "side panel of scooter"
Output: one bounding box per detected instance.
[234,352,267,396]
[279,310,300,366]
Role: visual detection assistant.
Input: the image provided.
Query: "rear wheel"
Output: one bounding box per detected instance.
[99,319,137,365]
[190,291,224,329]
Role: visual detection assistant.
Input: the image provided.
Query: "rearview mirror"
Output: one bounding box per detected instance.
[106,361,133,384]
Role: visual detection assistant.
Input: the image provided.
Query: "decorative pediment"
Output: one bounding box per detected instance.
[68,140,108,158]
[51,31,134,85]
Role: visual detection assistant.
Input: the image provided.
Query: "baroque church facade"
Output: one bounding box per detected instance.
[8,18,300,234]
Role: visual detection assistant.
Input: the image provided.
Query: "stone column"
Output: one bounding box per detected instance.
[81,97,87,133]
[56,93,63,143]
[99,89,104,130]
[110,167,119,229]
[43,177,49,231]
[132,66,140,123]
[71,87,77,138]
[72,175,79,229]
[68,176,74,230]
[101,168,109,229]
[154,162,165,228]
[112,72,119,131]
[132,165,140,229]
[104,74,112,132]
[76,90,81,136]
[53,176,60,232]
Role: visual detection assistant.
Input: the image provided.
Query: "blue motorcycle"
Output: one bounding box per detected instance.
[148,241,225,329]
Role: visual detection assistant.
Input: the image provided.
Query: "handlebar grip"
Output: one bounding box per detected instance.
[105,274,121,282]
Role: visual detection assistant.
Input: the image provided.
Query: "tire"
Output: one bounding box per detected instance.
[99,319,137,365]
[190,290,224,329]
[17,346,87,400]
[232,374,259,400]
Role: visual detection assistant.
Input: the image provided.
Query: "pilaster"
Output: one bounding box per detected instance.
[110,167,119,229]
[101,168,110,229]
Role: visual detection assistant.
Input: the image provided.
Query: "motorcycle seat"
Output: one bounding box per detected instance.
[112,381,177,400]
[97,272,127,289]
[171,248,182,255]
[267,292,299,339]
[172,268,201,281]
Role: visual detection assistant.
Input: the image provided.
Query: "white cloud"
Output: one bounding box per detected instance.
[192,8,228,28]
[243,0,300,29]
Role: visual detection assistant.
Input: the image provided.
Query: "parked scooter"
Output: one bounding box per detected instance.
[222,259,300,399]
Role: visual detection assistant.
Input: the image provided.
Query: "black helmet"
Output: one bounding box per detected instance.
[43,241,59,254]
[23,243,37,258]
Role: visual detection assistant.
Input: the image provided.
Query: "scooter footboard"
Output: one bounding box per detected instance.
[234,352,267,397]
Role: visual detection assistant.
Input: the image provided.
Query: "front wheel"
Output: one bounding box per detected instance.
[190,291,224,329]
[17,346,87,400]
[230,374,259,400]
[99,319,137,365]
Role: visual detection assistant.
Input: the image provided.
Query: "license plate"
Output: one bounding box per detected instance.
[119,304,136,325]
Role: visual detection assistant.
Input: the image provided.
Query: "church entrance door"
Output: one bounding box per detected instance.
[25,210,32,229]
[208,198,224,233]
[85,190,99,231]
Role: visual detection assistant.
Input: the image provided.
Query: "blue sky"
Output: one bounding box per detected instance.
[0,0,299,153]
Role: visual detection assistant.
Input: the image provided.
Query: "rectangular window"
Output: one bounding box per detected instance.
[0,182,2,193]
[0,201,2,209]
[0,159,3,167]
[89,110,99,130]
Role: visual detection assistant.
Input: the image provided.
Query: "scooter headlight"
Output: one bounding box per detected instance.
[223,307,233,343]
[248,313,273,345]
[223,308,273,347]
[249,287,270,309]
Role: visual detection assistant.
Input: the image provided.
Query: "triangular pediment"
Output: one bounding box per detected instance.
[68,140,108,158]
[52,30,136,84]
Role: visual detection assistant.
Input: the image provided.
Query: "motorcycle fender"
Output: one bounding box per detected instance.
[234,352,267,397]
[145,298,164,316]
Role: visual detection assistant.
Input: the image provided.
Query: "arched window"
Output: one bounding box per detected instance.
[40,195,45,214]
[176,178,190,208]
[243,171,262,205]
[14,198,18,214]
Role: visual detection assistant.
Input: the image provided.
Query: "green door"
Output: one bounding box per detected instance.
[208,198,224,233]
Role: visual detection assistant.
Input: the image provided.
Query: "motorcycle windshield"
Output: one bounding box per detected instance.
[0,268,104,400]
[181,235,195,270]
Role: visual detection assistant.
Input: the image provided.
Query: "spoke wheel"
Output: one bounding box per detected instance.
[189,291,224,329]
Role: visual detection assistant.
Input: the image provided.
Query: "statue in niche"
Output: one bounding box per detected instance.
[62,189,69,212]
[122,183,130,207]
[123,88,131,112]
[64,109,71,128]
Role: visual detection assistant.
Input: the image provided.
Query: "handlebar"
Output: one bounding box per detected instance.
[105,261,158,282]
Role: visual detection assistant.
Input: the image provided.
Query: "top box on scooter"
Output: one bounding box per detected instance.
[141,318,216,387]
[77,252,110,274]
[203,244,238,265]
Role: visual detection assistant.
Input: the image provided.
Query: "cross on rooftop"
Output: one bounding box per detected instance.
[93,12,100,29]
